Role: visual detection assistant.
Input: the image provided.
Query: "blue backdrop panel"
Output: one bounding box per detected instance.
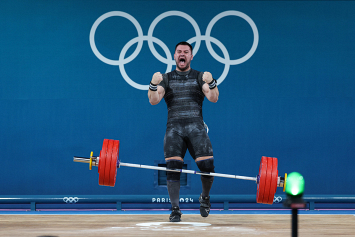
[0,0,354,196]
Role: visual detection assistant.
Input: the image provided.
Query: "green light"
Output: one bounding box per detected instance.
[285,172,305,196]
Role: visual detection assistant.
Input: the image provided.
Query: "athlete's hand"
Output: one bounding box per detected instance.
[202,72,213,84]
[151,72,163,85]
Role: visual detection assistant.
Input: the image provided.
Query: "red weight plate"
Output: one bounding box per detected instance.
[98,139,109,185]
[256,156,268,203]
[108,140,119,187]
[267,157,278,204]
[104,139,114,186]
[262,157,273,204]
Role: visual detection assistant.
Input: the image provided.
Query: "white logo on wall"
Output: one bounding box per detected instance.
[90,11,259,90]
[63,197,79,204]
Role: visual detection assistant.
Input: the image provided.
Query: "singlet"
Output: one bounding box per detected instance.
[159,69,205,123]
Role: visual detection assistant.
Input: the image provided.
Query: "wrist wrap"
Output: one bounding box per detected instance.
[208,79,217,89]
[149,81,158,91]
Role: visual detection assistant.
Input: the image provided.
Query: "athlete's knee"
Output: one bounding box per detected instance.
[196,157,215,174]
[166,159,184,181]
[166,157,183,162]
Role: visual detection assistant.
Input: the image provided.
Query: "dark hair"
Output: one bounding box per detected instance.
[175,41,193,53]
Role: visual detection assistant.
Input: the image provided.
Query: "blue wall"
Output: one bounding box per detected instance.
[1,0,354,196]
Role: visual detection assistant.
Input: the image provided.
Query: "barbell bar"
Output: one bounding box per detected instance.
[73,139,287,204]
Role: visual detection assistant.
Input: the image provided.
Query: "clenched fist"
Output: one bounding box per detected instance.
[151,72,163,85]
[202,72,213,84]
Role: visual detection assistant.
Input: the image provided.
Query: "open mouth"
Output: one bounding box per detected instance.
[179,58,186,66]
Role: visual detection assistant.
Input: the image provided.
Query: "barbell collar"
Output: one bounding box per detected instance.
[73,156,99,167]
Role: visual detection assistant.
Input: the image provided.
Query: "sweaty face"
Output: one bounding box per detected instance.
[174,45,193,72]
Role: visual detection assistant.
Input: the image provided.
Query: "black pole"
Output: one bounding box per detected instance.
[292,208,298,237]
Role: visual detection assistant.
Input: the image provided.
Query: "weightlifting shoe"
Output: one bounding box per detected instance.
[199,194,211,217]
[169,206,182,222]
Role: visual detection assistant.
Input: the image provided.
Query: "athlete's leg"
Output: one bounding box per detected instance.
[185,121,215,197]
[166,158,184,208]
[196,157,215,197]
[185,121,215,217]
[164,123,187,222]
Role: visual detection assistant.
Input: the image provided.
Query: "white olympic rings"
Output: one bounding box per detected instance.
[273,196,282,203]
[90,10,259,90]
[63,196,79,204]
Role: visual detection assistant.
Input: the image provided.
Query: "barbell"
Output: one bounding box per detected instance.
[73,139,287,204]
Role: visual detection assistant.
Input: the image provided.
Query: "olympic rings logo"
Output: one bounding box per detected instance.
[63,197,79,204]
[273,196,283,203]
[90,11,259,90]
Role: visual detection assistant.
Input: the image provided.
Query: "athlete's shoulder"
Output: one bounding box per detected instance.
[190,69,204,80]
[189,69,203,78]
[190,68,202,74]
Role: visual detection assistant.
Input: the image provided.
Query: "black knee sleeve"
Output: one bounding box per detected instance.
[196,158,215,175]
[166,160,184,181]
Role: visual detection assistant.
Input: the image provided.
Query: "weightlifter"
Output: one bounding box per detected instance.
[148,41,219,222]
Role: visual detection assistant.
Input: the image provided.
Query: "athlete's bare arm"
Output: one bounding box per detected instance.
[148,72,165,105]
[202,72,219,103]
